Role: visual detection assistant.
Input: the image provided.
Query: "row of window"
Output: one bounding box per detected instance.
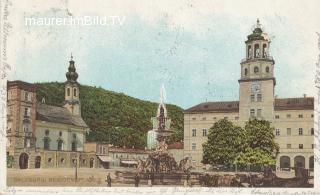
[43,138,77,151]
[244,66,269,76]
[247,43,268,59]
[275,114,314,119]
[192,116,239,121]
[67,87,78,97]
[275,128,314,136]
[190,143,315,151]
[192,129,207,137]
[250,108,262,118]
[287,144,315,149]
[7,91,32,102]
[251,94,262,102]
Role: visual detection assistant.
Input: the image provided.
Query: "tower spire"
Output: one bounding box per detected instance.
[66,54,78,83]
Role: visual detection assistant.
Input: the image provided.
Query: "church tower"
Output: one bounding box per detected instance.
[239,19,275,123]
[64,54,81,116]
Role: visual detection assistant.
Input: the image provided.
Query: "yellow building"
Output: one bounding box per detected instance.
[183,20,314,170]
[6,56,98,169]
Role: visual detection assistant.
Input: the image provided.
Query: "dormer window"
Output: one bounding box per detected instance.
[67,88,70,96]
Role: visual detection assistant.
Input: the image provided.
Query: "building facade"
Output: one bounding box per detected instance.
[6,57,98,169]
[183,20,314,170]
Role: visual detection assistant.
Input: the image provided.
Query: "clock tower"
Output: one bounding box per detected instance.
[238,19,275,123]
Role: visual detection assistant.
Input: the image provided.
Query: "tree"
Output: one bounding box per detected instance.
[167,128,183,144]
[245,119,279,156]
[235,119,279,166]
[202,119,246,165]
[235,148,276,166]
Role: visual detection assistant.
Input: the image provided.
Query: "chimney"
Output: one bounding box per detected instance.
[303,94,307,98]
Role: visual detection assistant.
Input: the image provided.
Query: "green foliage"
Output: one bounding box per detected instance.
[245,119,279,155]
[35,82,184,148]
[202,119,246,165]
[202,118,279,166]
[7,155,14,168]
[167,128,184,144]
[235,148,276,165]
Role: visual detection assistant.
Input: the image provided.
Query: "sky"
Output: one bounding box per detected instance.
[6,0,320,109]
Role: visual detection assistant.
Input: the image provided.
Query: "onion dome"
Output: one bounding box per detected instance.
[246,19,268,43]
[66,54,78,83]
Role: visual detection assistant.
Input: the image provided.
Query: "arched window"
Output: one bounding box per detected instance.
[45,129,49,136]
[254,44,260,58]
[43,137,50,150]
[262,44,267,58]
[67,88,70,96]
[247,45,252,58]
[73,88,77,97]
[244,68,248,76]
[71,141,77,151]
[57,140,63,151]
[265,66,270,73]
[254,66,259,73]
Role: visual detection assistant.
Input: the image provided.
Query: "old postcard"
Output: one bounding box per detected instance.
[0,0,319,194]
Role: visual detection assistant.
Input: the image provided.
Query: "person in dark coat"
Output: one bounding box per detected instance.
[106,173,112,187]
[134,173,140,187]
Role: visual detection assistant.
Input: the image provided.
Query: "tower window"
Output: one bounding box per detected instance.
[59,131,62,136]
[73,88,77,97]
[254,44,260,58]
[299,144,303,149]
[298,114,303,118]
[265,66,270,73]
[254,66,259,73]
[257,94,262,102]
[262,44,267,58]
[67,88,70,96]
[287,144,291,149]
[247,45,252,58]
[57,140,63,151]
[244,68,248,76]
[311,128,314,135]
[250,94,255,102]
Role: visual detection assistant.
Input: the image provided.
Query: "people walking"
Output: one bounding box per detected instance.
[106,173,112,187]
[134,173,140,187]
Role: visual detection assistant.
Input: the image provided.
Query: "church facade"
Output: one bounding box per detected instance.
[6,57,98,169]
[183,20,314,170]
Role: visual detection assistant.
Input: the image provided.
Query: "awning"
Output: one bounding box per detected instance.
[98,156,114,162]
[121,160,138,165]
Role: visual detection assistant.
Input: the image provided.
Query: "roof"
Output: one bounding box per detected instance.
[168,141,184,149]
[184,101,239,113]
[36,102,88,128]
[274,97,314,111]
[7,80,37,92]
[108,147,152,154]
[184,97,314,113]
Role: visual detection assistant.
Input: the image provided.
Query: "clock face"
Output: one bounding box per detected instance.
[251,83,261,93]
